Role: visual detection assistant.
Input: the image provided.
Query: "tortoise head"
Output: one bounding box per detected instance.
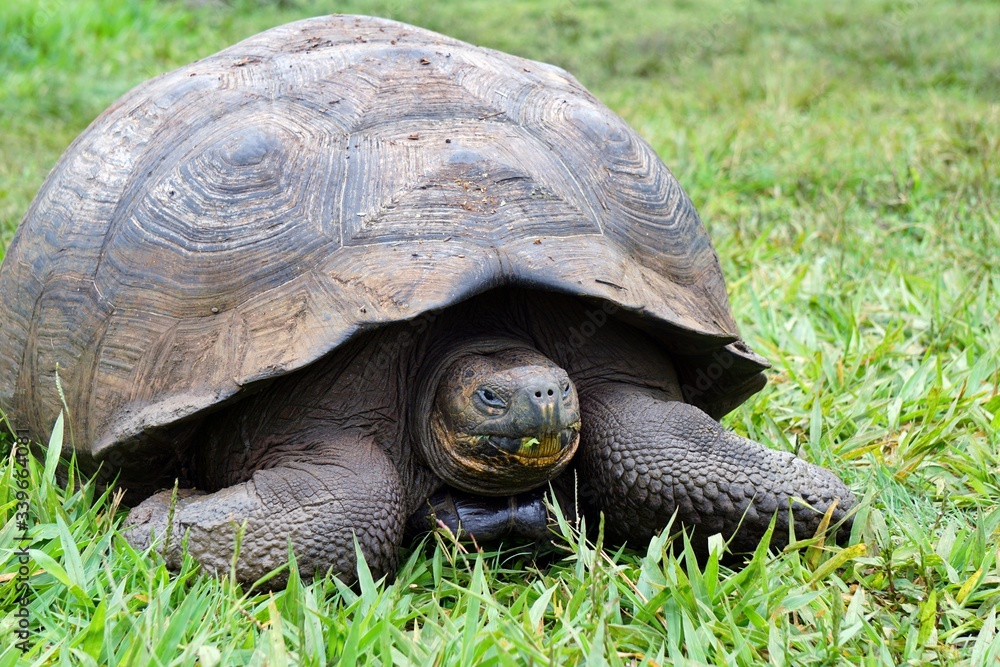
[418,346,580,495]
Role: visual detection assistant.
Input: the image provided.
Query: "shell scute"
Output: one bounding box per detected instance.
[0,15,766,465]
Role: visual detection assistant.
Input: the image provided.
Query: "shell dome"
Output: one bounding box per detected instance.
[0,15,766,471]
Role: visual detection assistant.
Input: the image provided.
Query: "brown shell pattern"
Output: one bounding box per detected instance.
[0,15,765,459]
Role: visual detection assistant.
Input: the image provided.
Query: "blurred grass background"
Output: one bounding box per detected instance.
[1,0,999,664]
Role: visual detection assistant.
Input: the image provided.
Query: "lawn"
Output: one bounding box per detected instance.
[1,0,999,664]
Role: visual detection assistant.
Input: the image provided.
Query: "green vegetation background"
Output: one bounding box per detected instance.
[1,0,998,664]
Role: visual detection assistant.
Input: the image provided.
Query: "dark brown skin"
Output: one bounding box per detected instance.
[124,290,854,583]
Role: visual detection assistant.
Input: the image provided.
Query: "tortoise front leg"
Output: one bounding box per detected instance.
[574,382,854,554]
[123,438,405,584]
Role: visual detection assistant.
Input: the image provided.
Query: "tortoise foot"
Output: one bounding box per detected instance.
[576,383,855,553]
[123,487,207,555]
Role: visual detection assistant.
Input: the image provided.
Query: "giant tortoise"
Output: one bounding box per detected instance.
[0,15,854,582]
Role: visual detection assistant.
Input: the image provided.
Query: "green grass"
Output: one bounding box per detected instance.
[2,0,999,664]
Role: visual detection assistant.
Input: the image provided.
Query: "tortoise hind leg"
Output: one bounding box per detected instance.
[574,382,855,554]
[123,435,405,585]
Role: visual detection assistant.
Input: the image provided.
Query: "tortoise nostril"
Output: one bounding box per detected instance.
[528,383,561,405]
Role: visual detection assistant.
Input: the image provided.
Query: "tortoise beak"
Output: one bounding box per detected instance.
[483,426,580,459]
[492,379,579,460]
[509,379,569,433]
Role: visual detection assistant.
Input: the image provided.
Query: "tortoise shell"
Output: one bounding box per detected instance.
[0,15,766,471]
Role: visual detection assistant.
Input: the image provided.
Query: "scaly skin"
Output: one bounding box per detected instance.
[125,435,405,585]
[573,383,855,552]
[123,296,855,584]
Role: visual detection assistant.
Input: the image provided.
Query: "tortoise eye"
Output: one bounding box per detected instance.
[477,388,506,409]
[561,381,572,397]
